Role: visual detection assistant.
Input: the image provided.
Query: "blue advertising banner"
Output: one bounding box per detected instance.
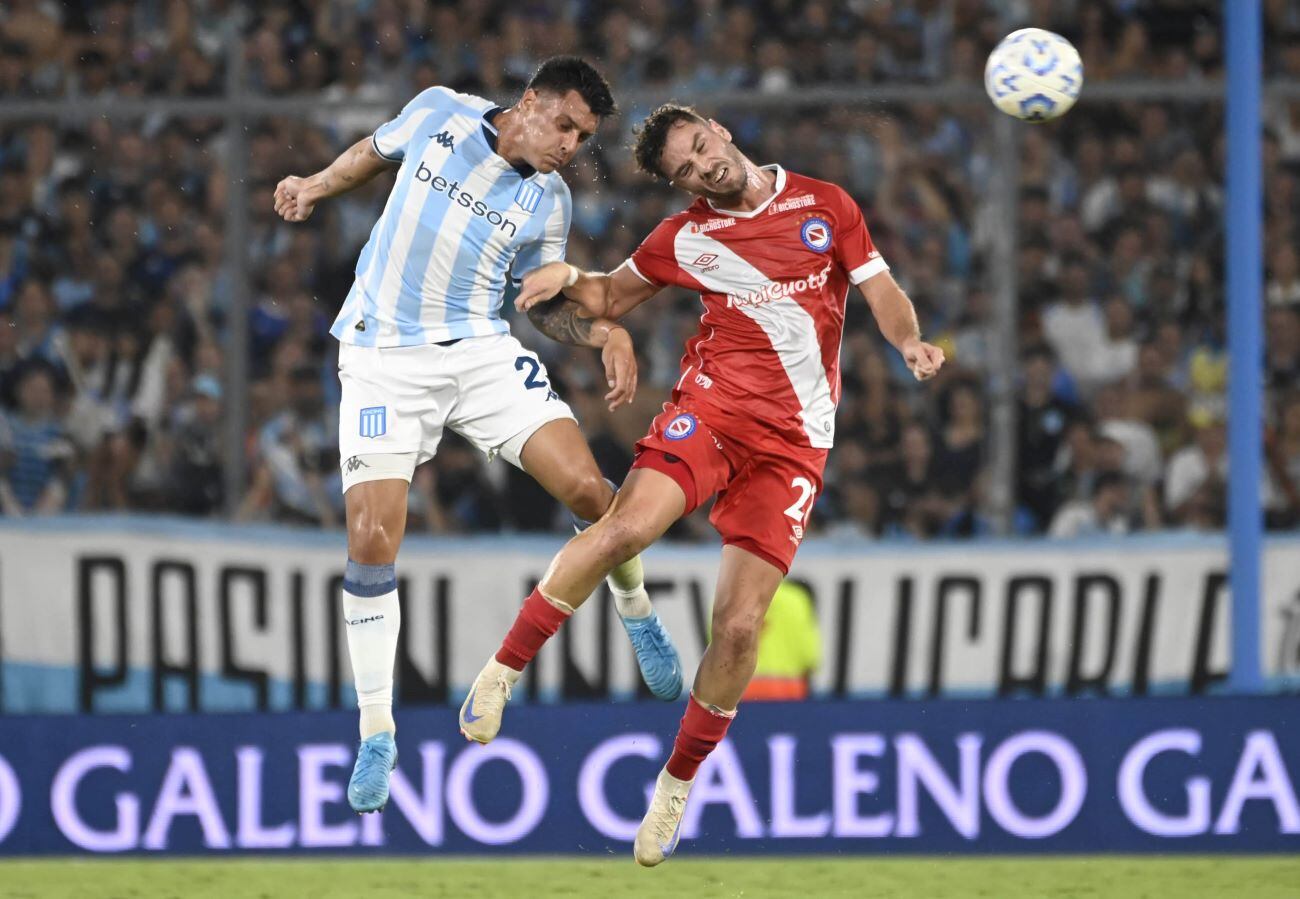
[0,697,1297,856]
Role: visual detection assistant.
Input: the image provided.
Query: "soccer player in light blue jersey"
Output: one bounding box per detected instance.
[272,58,682,814]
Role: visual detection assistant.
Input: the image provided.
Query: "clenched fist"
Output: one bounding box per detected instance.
[273,176,318,222]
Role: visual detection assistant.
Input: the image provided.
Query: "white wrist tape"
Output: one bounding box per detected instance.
[564,263,580,287]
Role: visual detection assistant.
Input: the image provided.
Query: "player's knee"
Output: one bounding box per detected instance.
[712,611,763,656]
[563,471,613,523]
[592,514,653,567]
[348,507,400,564]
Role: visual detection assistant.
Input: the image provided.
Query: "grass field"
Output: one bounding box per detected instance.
[1,857,1298,899]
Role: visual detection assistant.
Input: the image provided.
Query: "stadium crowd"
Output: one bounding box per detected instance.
[1,0,1298,540]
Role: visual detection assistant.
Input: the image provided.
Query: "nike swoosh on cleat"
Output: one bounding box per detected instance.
[461,685,483,723]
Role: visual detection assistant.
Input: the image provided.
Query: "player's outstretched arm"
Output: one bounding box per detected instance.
[526,299,639,409]
[858,270,946,381]
[516,261,659,320]
[273,137,397,223]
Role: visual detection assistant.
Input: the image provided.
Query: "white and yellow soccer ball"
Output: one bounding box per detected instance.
[984,28,1083,122]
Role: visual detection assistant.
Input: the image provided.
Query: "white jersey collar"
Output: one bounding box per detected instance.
[706,165,786,219]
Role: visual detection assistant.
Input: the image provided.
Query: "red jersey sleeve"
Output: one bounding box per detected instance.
[626,218,686,288]
[832,187,889,285]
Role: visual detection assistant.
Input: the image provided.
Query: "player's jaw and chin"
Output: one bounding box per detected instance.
[698,156,751,203]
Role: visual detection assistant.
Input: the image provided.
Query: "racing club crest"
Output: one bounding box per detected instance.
[800,217,832,253]
[664,413,697,441]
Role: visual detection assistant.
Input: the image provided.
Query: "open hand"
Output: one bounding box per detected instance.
[601,328,638,410]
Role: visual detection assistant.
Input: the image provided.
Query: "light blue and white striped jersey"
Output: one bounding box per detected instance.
[331,86,572,347]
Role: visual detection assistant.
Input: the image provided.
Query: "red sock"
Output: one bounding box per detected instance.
[665,694,736,781]
[495,588,572,671]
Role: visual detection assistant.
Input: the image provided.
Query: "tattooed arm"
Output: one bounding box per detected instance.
[526,297,639,409]
[526,296,622,348]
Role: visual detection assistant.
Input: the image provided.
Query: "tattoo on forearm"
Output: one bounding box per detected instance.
[527,297,596,346]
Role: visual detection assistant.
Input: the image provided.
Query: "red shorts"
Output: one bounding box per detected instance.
[631,402,828,574]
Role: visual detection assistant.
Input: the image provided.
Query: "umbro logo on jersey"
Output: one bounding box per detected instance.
[431,130,455,150]
[690,251,720,274]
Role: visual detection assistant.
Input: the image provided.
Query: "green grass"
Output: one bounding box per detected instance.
[0,857,1297,899]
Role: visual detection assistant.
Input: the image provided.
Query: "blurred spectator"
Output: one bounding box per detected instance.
[1268,393,1300,529]
[875,423,946,538]
[157,373,225,517]
[1164,416,1228,527]
[1268,244,1300,308]
[1093,384,1162,487]
[933,378,986,513]
[1049,470,1133,539]
[0,362,74,515]
[1040,256,1108,393]
[1017,345,1078,529]
[239,366,340,526]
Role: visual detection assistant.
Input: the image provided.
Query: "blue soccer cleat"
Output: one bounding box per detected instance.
[347,732,398,814]
[622,609,683,701]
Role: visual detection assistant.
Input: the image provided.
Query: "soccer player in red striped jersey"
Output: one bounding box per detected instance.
[460,104,946,865]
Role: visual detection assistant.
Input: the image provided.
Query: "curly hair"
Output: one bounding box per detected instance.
[631,103,707,178]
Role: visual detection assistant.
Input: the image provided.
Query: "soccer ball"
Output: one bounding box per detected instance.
[984,28,1083,122]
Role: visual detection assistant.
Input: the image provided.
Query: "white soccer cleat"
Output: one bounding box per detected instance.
[634,768,694,867]
[458,656,521,744]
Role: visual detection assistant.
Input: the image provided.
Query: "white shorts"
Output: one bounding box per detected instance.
[337,334,575,492]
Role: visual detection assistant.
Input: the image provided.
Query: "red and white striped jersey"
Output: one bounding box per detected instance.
[625,166,888,450]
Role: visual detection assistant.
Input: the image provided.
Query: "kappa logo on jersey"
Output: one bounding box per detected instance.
[431,130,455,151]
[725,261,832,309]
[359,406,387,438]
[800,217,833,253]
[514,181,544,214]
[664,413,697,441]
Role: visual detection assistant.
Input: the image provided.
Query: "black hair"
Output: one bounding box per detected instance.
[526,56,617,119]
[632,103,708,178]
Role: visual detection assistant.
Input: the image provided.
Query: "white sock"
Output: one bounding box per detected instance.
[607,547,652,617]
[612,583,652,619]
[343,561,401,740]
